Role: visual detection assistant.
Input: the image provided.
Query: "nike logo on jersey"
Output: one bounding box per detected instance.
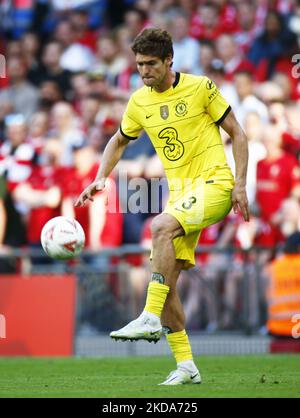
[146,114,153,119]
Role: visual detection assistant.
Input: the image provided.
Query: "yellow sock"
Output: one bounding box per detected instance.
[144,281,170,317]
[166,330,193,363]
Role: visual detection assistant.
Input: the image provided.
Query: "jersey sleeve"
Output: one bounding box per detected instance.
[120,96,143,140]
[201,76,231,124]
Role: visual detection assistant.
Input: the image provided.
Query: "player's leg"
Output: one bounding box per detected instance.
[142,213,184,321]
[145,219,201,385]
[161,270,185,332]
[158,182,233,385]
[110,213,185,342]
[149,213,185,285]
[157,258,200,385]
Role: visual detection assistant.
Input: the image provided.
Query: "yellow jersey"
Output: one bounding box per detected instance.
[120,72,234,196]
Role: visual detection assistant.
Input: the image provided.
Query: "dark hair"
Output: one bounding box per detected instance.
[131,28,173,61]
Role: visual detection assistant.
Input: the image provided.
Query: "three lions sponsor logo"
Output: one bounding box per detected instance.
[158,127,184,161]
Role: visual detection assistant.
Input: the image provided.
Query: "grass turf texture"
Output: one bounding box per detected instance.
[0,355,299,398]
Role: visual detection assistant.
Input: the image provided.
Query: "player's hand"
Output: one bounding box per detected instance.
[231,184,249,222]
[75,179,106,207]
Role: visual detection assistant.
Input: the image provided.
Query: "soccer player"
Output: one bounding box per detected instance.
[75,29,249,385]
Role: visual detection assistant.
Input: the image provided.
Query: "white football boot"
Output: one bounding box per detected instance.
[110,312,162,343]
[159,369,201,385]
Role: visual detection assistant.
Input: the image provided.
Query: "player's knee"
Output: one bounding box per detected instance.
[151,215,174,241]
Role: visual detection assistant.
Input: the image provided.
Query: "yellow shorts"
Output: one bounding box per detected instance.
[162,179,233,269]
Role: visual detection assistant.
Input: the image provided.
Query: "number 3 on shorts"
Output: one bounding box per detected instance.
[182,196,197,210]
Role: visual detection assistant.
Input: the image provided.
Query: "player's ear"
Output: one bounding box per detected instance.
[165,55,173,68]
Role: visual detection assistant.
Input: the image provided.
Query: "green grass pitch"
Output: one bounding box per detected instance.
[0,355,299,398]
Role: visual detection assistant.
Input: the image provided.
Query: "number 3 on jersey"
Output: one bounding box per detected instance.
[158,127,184,161]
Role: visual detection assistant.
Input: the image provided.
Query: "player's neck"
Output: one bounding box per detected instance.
[153,70,176,93]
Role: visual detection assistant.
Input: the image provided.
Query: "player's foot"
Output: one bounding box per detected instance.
[158,369,201,385]
[110,312,162,343]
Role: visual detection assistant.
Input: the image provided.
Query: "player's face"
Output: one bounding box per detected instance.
[135,53,172,89]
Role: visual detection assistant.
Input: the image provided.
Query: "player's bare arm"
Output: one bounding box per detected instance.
[75,130,130,207]
[220,111,250,222]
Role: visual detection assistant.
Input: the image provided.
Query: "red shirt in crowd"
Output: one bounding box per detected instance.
[256,152,300,221]
[254,219,284,248]
[189,16,225,41]
[282,132,300,157]
[0,141,36,192]
[189,2,238,41]
[62,163,122,248]
[196,222,221,264]
[26,165,63,244]
[218,2,239,33]
[224,59,256,82]
[77,30,98,52]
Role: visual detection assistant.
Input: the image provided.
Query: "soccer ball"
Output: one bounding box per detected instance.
[41,216,85,260]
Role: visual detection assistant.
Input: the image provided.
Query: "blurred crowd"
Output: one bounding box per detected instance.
[0,0,300,332]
